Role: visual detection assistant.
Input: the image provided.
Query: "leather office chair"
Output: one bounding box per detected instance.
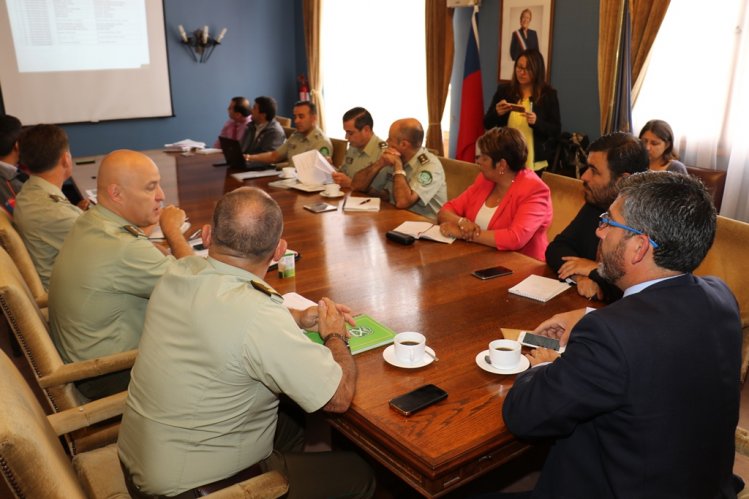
[0,208,47,308]
[438,156,479,201]
[0,246,135,454]
[694,215,749,383]
[686,166,727,212]
[331,138,347,168]
[0,350,289,499]
[282,126,295,139]
[275,115,292,128]
[542,172,586,242]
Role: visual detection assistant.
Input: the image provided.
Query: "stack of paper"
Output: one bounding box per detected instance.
[344,197,381,212]
[291,149,335,185]
[164,139,206,152]
[508,275,571,302]
[392,221,455,244]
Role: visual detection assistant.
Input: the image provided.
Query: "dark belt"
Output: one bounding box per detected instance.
[120,459,263,498]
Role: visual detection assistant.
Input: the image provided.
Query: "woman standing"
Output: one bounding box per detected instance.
[639,119,688,173]
[438,127,551,261]
[484,49,561,174]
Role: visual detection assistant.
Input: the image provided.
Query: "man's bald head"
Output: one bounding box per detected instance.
[97,150,165,227]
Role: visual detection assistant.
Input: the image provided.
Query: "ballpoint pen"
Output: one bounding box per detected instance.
[359,199,371,205]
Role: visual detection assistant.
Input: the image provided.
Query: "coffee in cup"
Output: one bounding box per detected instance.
[488,339,521,368]
[281,166,296,178]
[324,183,342,196]
[393,332,426,364]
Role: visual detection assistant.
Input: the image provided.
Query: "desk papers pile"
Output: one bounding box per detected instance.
[164,139,206,152]
[291,149,335,186]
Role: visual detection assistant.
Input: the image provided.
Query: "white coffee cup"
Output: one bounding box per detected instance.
[393,332,426,364]
[281,166,296,178]
[488,339,521,368]
[324,183,342,196]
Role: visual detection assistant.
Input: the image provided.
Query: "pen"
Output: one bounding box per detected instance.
[76,160,96,165]
[359,199,371,205]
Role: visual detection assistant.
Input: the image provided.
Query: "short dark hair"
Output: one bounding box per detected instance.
[19,124,69,174]
[231,97,251,117]
[294,100,316,115]
[639,119,678,162]
[254,96,277,121]
[588,132,648,180]
[342,107,373,131]
[477,127,528,172]
[618,171,716,273]
[211,187,283,263]
[0,115,22,157]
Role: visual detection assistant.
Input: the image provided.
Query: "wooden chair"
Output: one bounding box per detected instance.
[331,138,347,167]
[275,115,292,128]
[0,350,289,499]
[0,246,135,454]
[282,126,295,139]
[438,156,479,200]
[542,172,586,242]
[694,215,749,382]
[686,166,727,212]
[0,208,47,308]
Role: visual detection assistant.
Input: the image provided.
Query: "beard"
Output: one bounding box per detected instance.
[597,237,627,283]
[584,180,619,209]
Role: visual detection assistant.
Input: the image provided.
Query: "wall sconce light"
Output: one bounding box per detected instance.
[178,25,227,63]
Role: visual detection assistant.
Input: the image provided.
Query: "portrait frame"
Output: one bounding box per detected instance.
[497,0,555,82]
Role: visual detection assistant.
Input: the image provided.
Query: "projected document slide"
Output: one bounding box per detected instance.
[6,0,149,72]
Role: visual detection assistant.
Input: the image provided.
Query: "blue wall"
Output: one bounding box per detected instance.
[450,0,600,156]
[0,0,304,157]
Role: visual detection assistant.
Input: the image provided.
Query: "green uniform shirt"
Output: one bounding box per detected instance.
[13,175,82,289]
[118,256,342,496]
[371,148,447,220]
[341,135,387,179]
[274,126,333,162]
[49,204,174,363]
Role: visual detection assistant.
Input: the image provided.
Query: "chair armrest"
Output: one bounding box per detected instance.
[38,349,138,388]
[203,470,289,499]
[47,391,127,436]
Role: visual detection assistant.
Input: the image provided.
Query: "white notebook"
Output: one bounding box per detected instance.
[509,274,571,303]
[344,197,381,212]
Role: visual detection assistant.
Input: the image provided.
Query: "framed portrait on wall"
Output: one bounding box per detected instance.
[497,0,555,82]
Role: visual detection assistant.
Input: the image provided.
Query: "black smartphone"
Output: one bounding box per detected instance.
[518,331,564,352]
[471,266,513,280]
[389,384,447,416]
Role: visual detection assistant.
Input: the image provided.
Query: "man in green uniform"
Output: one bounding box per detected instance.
[14,125,88,289]
[351,118,446,220]
[332,107,388,189]
[49,150,193,399]
[118,187,375,498]
[243,100,333,165]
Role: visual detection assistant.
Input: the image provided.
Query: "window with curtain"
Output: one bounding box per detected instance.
[321,0,450,143]
[632,1,749,221]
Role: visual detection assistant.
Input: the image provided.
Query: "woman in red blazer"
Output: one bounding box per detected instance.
[437,127,552,261]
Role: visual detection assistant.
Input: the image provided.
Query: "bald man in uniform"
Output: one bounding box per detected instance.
[49,150,193,399]
[351,118,446,220]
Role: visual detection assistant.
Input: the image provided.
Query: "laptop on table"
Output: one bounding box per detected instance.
[216,136,272,171]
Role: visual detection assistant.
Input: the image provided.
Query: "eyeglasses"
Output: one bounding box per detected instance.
[598,212,659,249]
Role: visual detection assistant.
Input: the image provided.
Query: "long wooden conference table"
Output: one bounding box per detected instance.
[73,150,590,497]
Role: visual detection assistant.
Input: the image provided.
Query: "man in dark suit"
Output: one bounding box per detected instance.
[240,96,286,158]
[502,171,742,498]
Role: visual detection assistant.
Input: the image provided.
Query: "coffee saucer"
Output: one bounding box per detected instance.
[278,173,296,179]
[383,345,436,369]
[475,350,530,375]
[320,192,344,199]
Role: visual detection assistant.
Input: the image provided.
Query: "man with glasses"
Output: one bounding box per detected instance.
[332,107,387,189]
[546,132,648,301]
[498,172,741,498]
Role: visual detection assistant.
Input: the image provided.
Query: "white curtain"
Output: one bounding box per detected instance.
[633,1,749,221]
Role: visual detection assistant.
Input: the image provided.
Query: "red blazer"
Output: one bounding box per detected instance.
[442,168,552,261]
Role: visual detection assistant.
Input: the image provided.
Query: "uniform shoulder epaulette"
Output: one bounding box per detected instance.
[251,280,284,303]
[122,225,147,238]
[417,153,429,165]
[48,194,66,203]
[378,141,388,149]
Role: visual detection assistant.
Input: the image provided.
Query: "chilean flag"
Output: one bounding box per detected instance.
[456,8,484,163]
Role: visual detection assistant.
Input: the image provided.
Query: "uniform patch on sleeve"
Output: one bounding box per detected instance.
[319,146,330,156]
[417,154,429,165]
[417,171,433,186]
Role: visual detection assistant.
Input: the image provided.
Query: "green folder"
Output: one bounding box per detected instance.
[305,314,396,355]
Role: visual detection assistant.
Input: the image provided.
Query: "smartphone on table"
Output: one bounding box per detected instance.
[389,384,448,416]
[471,266,513,280]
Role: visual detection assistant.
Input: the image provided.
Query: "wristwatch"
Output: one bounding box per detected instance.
[393,170,407,177]
[323,333,350,349]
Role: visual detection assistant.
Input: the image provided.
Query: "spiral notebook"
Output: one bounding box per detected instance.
[509,274,571,303]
